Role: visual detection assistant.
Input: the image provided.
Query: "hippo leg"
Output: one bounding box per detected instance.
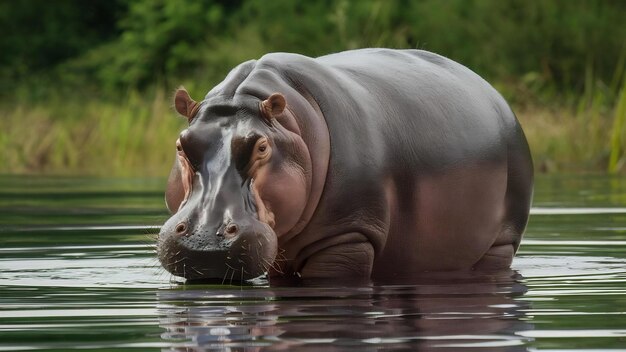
[474,123,533,271]
[299,233,375,278]
[472,226,516,270]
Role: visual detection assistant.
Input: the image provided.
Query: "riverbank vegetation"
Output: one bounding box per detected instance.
[1,0,624,176]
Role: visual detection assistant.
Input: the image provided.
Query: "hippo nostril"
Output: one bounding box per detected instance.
[225,223,238,235]
[175,222,188,235]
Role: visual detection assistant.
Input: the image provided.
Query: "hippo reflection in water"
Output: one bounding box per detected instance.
[157,271,533,349]
[157,49,533,282]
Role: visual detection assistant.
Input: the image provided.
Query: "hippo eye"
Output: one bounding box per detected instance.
[256,140,271,157]
[258,137,270,150]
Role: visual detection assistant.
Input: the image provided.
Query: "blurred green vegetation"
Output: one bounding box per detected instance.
[1,0,625,175]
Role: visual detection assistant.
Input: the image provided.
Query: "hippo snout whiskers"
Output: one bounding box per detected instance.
[222,263,237,285]
[189,265,204,276]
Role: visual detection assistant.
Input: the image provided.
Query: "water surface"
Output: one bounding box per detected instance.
[1,174,625,351]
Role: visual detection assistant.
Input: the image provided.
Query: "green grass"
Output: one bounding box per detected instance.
[1,82,624,177]
[0,89,187,177]
[608,81,626,173]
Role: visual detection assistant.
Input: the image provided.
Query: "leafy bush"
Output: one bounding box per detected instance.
[2,0,624,101]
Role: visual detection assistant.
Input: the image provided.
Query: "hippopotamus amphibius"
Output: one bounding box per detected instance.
[157,48,533,282]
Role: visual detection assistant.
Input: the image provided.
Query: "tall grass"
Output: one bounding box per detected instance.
[517,105,615,174]
[608,82,626,173]
[0,89,187,176]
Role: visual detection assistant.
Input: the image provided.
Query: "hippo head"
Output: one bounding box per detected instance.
[158,87,312,282]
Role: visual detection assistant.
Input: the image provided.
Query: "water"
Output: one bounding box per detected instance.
[1,175,625,351]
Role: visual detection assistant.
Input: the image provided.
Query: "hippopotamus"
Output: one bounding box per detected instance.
[157,48,533,282]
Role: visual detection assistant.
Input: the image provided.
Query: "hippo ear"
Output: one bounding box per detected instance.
[174,87,200,122]
[260,93,286,122]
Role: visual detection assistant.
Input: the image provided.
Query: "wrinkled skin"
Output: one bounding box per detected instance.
[157,49,533,282]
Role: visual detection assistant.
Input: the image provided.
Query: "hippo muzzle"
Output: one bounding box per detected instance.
[158,213,277,281]
[157,135,279,282]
